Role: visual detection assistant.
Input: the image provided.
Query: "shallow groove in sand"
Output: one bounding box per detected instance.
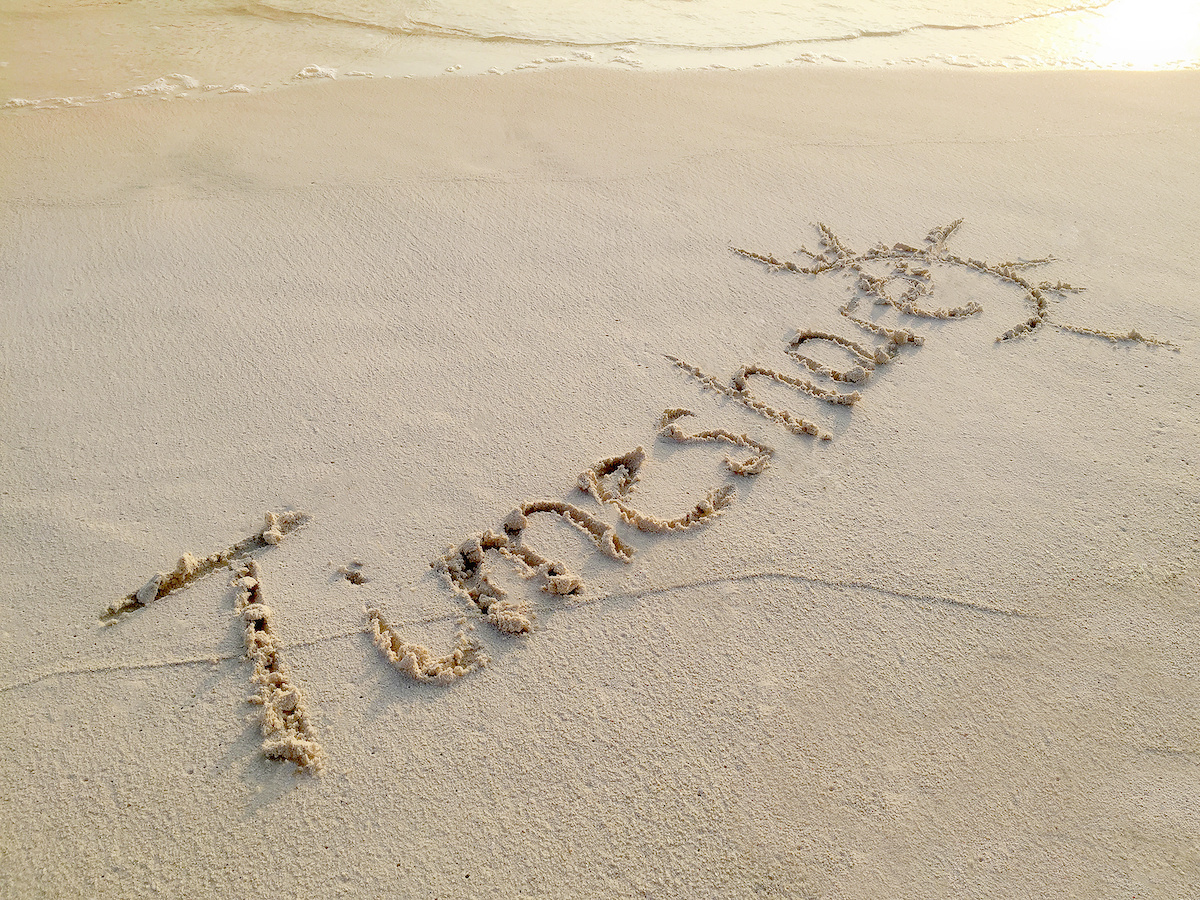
[11,568,1024,695]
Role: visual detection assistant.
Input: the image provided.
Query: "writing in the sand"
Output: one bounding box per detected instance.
[104,221,1176,773]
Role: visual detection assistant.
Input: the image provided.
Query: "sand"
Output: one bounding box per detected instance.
[1,68,1198,897]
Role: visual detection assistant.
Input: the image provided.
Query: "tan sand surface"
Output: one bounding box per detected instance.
[1,68,1198,897]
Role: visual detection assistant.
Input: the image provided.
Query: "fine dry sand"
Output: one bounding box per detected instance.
[2,68,1198,898]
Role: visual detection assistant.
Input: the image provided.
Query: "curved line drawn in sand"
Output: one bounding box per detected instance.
[657,408,774,475]
[786,331,876,383]
[102,511,309,622]
[578,447,736,533]
[665,357,841,440]
[576,409,774,531]
[4,565,1024,696]
[233,560,325,774]
[368,606,488,685]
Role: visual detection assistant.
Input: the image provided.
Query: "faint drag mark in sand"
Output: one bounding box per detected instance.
[8,567,1027,695]
[1143,745,1200,758]
[102,510,309,623]
[585,570,1027,619]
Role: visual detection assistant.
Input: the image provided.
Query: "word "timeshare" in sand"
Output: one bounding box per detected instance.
[104,221,1176,774]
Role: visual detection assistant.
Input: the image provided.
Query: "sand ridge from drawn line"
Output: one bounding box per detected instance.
[666,356,836,440]
[657,408,775,476]
[785,330,880,384]
[734,363,861,406]
[367,606,487,685]
[577,447,737,534]
[102,510,310,622]
[232,559,325,774]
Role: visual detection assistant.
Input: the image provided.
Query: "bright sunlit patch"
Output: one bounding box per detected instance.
[1087,0,1200,68]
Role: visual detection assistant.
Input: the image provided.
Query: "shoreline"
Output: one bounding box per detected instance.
[4,0,1199,107]
[6,50,1200,113]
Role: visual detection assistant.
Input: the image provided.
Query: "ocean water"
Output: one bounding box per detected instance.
[3,0,1198,108]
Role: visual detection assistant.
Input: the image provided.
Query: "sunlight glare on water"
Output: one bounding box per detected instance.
[1084,0,1200,68]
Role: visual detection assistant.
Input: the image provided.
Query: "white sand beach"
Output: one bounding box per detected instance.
[2,67,1198,897]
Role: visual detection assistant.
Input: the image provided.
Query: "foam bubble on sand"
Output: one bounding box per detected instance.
[295,65,337,80]
[104,510,309,621]
[129,73,200,96]
[7,72,245,109]
[233,560,324,774]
